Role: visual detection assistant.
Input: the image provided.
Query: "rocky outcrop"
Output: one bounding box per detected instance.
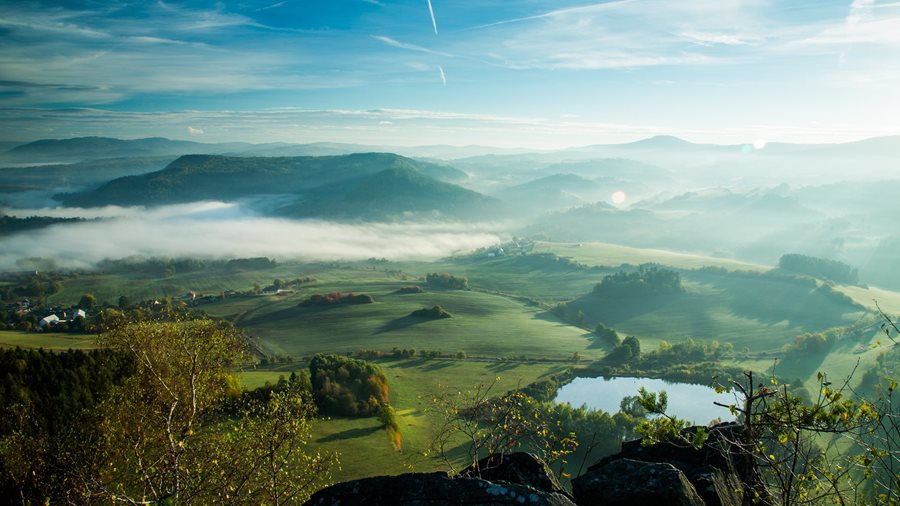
[459,452,570,498]
[304,470,577,506]
[572,422,749,506]
[306,423,759,506]
[572,458,705,506]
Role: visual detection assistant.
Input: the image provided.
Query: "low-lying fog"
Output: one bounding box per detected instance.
[0,202,505,271]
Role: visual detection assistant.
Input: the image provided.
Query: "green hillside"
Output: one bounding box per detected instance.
[277,165,499,220]
[202,280,597,360]
[57,152,469,208]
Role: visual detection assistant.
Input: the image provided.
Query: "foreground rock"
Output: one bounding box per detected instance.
[572,458,705,506]
[307,423,760,505]
[572,422,749,506]
[459,452,570,497]
[304,470,577,505]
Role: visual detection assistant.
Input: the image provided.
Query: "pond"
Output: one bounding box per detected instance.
[554,376,737,425]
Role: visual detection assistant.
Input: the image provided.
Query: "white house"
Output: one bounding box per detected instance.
[39,314,60,328]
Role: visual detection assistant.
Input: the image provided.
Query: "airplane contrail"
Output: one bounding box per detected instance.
[438,65,446,85]
[427,0,438,34]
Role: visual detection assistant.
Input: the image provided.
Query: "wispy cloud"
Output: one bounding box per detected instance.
[457,0,764,70]
[800,13,900,45]
[371,35,454,57]
[426,0,438,34]
[4,106,889,149]
[678,31,761,46]
[438,65,447,85]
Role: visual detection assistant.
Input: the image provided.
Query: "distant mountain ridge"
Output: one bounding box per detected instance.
[4,136,256,163]
[56,152,492,221]
[8,134,900,165]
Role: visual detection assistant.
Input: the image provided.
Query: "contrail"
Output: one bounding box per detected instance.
[427,0,438,34]
[438,65,446,85]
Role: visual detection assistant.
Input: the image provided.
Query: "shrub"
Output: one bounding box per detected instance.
[410,305,452,319]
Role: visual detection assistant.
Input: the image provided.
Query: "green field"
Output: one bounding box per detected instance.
[532,241,770,272]
[0,330,96,350]
[203,280,598,361]
[240,359,567,482]
[47,262,393,306]
[835,283,900,315]
[567,274,866,352]
[20,240,900,485]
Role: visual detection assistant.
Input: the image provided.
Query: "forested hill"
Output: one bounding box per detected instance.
[56,152,468,208]
[277,165,501,220]
[55,152,496,220]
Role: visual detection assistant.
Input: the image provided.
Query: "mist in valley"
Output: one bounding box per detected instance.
[2,134,898,289]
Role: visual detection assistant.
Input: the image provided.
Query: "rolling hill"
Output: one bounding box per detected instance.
[492,173,599,214]
[56,152,491,220]
[276,165,500,220]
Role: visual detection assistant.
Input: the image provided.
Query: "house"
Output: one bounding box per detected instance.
[70,309,86,319]
[39,314,60,328]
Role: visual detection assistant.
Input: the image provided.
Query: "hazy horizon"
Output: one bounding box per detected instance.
[2,1,899,147]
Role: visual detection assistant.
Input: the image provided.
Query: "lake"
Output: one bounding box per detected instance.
[554,376,737,424]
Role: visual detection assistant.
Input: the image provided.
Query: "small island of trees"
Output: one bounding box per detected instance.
[592,265,683,298]
[425,272,469,290]
[410,305,453,319]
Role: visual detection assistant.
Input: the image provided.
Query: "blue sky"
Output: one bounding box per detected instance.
[1,0,898,147]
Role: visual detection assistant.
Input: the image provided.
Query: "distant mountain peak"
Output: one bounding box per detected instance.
[625,135,694,147]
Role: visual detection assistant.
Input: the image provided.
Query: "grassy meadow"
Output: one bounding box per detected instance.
[204,281,598,361]
[13,240,900,482]
[240,359,568,482]
[531,241,770,272]
[0,330,96,350]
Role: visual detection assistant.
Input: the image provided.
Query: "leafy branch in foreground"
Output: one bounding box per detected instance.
[76,316,338,504]
[637,366,897,506]
[424,379,577,475]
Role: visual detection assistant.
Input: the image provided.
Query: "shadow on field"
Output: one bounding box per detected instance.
[574,293,681,326]
[487,361,522,372]
[374,315,429,334]
[394,359,429,369]
[776,352,829,381]
[587,338,613,351]
[240,306,305,326]
[421,360,454,372]
[316,425,382,443]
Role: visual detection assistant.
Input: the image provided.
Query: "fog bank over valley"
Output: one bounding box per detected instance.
[0,201,505,271]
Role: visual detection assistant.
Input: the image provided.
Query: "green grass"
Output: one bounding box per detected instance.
[532,241,770,272]
[205,281,598,361]
[835,284,900,315]
[0,330,96,350]
[240,359,567,482]
[47,262,400,306]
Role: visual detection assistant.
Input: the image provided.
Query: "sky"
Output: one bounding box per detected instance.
[1,0,899,148]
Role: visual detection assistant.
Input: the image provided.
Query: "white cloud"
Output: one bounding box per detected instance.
[371,35,454,57]
[188,126,204,135]
[679,31,760,46]
[0,202,504,270]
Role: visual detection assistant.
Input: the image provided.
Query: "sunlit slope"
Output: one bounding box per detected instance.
[833,284,900,315]
[240,360,567,482]
[0,330,96,350]
[46,262,345,306]
[532,241,769,272]
[565,274,866,352]
[204,282,596,360]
